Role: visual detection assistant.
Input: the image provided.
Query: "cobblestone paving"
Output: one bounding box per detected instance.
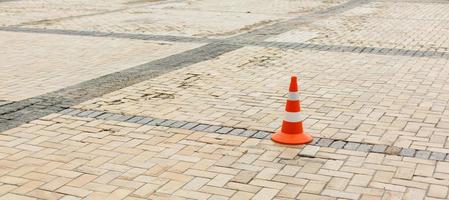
[0,31,202,101]
[1,0,449,199]
[17,0,349,38]
[0,0,138,27]
[293,1,449,52]
[75,46,449,154]
[1,114,449,200]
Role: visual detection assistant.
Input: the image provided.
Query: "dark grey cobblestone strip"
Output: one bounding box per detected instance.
[63,108,449,161]
[4,25,449,60]
[0,27,216,44]
[2,26,448,59]
[0,43,241,132]
[251,41,449,59]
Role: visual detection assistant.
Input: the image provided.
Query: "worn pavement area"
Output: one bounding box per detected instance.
[1,0,449,199]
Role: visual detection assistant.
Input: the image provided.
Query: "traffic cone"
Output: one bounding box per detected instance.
[272,76,313,145]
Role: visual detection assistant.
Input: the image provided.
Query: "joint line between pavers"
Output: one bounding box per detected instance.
[62,108,449,162]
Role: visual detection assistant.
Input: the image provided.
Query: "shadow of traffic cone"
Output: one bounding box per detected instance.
[272,75,313,145]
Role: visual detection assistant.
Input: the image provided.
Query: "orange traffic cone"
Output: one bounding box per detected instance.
[272,75,313,145]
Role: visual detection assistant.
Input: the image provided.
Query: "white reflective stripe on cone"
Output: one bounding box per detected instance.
[288,92,299,100]
[284,112,302,122]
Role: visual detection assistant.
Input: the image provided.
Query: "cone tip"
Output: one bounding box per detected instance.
[289,76,298,92]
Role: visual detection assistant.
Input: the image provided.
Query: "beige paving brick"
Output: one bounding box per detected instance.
[57,186,92,197]
[394,167,414,180]
[158,180,186,194]
[249,179,286,189]
[230,191,254,200]
[173,189,211,200]
[27,189,63,200]
[0,193,36,200]
[40,177,72,191]
[133,183,160,198]
[12,180,44,194]
[208,174,234,187]
[303,180,326,194]
[67,174,98,187]
[349,174,372,187]
[297,193,336,200]
[252,188,279,200]
[403,188,426,200]
[321,189,360,200]
[428,184,448,199]
[199,186,236,197]
[415,164,435,177]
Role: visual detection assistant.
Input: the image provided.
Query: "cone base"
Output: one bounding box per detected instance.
[271,131,313,145]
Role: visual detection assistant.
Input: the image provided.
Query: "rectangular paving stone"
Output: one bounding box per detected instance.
[107,114,130,122]
[126,116,144,123]
[136,117,154,125]
[97,113,113,120]
[67,109,82,116]
[330,141,346,149]
[169,121,188,128]
[191,124,210,131]
[240,130,258,137]
[147,118,165,126]
[343,142,360,150]
[59,108,74,114]
[78,110,94,117]
[229,128,245,136]
[252,131,271,139]
[203,125,222,133]
[300,146,320,157]
[400,148,416,157]
[180,122,199,130]
[357,144,373,152]
[216,127,233,134]
[160,120,177,126]
[87,111,104,118]
[429,152,446,161]
[371,145,388,153]
[316,138,333,147]
[415,150,431,159]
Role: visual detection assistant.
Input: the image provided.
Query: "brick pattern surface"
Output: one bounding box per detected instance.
[0,114,447,200]
[271,1,449,52]
[15,0,349,38]
[0,0,137,27]
[0,31,201,101]
[75,46,449,153]
[1,0,449,199]
[62,108,449,161]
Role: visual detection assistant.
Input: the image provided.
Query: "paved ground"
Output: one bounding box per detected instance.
[1,0,449,199]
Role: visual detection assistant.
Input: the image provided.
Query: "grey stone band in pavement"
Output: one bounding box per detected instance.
[0,27,216,44]
[0,0,372,132]
[2,26,449,60]
[252,41,449,59]
[62,108,449,162]
[0,43,241,132]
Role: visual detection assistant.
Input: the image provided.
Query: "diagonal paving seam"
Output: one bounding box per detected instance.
[0,43,241,132]
[61,108,449,162]
[0,0,371,132]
